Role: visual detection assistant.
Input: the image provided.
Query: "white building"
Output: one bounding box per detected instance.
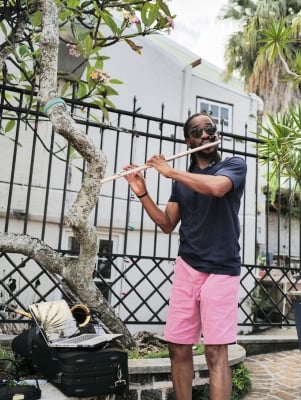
[0,30,263,334]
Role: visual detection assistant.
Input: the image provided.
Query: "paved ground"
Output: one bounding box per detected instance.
[243,349,301,400]
[239,326,301,399]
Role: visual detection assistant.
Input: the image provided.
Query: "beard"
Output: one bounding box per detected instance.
[195,148,218,159]
[188,136,221,170]
[188,147,221,171]
[193,140,220,160]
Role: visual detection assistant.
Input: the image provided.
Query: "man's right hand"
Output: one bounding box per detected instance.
[123,164,148,197]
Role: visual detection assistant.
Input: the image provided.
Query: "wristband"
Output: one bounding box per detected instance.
[137,191,148,199]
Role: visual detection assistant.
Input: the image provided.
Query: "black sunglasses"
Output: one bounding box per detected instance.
[190,125,217,138]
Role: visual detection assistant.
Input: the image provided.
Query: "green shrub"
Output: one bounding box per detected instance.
[0,345,31,377]
[0,345,15,370]
[0,345,17,379]
[231,363,252,399]
[0,345,14,360]
[192,363,251,400]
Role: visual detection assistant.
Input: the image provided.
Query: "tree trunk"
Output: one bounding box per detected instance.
[248,60,301,115]
[0,0,135,348]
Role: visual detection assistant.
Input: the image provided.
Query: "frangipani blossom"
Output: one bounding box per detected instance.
[66,43,81,58]
[90,69,110,84]
[122,11,141,26]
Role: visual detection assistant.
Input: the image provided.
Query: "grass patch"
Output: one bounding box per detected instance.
[128,344,204,359]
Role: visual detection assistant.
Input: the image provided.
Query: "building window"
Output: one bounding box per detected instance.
[94,239,114,302]
[196,98,233,134]
[97,240,113,279]
[68,236,80,256]
[68,237,114,302]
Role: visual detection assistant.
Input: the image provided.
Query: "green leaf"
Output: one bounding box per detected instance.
[58,9,74,20]
[30,10,42,28]
[159,0,172,17]
[60,81,72,97]
[0,21,8,37]
[77,82,88,98]
[4,120,16,133]
[109,79,123,85]
[93,59,105,70]
[81,34,93,55]
[141,3,160,27]
[99,104,110,120]
[100,11,119,34]
[100,85,118,96]
[68,0,81,9]
[102,97,117,108]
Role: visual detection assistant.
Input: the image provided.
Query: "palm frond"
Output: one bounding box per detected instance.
[258,19,293,63]
[258,106,301,190]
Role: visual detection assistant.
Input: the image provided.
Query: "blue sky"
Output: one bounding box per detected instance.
[168,0,237,69]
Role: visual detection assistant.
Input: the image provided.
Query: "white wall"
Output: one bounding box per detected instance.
[0,31,263,334]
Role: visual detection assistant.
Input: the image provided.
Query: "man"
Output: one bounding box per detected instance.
[124,112,247,400]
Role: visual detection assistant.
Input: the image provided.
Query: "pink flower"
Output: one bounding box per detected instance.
[130,14,141,25]
[66,43,81,58]
[122,11,141,26]
[166,16,175,30]
[90,69,110,84]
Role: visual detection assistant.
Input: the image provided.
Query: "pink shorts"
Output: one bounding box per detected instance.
[164,257,240,345]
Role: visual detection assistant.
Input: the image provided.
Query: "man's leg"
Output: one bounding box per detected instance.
[204,344,232,400]
[168,342,194,400]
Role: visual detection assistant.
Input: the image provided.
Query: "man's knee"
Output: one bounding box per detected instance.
[204,344,228,368]
[168,343,193,363]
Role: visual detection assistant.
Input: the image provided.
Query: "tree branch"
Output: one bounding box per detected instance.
[0,10,28,68]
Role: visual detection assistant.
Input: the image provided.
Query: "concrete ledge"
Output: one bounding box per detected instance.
[0,334,16,342]
[128,343,245,374]
[237,334,298,344]
[237,332,299,356]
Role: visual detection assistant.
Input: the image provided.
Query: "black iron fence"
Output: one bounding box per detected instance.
[0,84,300,333]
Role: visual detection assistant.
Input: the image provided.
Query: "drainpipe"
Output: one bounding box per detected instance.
[176,58,202,169]
[180,58,202,122]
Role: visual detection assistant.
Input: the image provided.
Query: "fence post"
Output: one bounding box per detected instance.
[288,291,301,350]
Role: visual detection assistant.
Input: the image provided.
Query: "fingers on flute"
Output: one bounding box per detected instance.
[147,154,165,164]
[123,164,140,180]
[123,164,138,169]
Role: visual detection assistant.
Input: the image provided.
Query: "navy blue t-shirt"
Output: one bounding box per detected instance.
[169,157,247,276]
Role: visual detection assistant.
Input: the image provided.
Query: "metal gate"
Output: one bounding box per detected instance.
[0,84,300,333]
